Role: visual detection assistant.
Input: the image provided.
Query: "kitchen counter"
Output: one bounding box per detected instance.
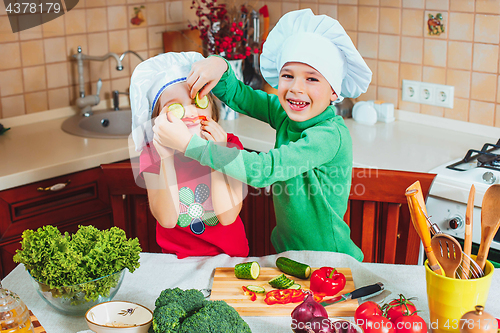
[1,109,499,191]
[3,251,499,332]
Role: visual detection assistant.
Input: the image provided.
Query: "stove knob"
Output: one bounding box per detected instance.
[482,171,497,184]
[448,216,464,230]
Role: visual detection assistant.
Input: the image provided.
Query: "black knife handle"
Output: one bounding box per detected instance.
[351,282,384,299]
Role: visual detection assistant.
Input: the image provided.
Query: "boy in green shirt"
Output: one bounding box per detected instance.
[152,9,372,261]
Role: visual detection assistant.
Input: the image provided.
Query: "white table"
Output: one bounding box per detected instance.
[2,251,499,332]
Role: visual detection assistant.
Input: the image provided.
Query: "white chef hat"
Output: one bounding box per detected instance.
[130,51,204,151]
[260,9,372,102]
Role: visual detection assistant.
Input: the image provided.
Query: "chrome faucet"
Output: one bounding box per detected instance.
[73,46,124,116]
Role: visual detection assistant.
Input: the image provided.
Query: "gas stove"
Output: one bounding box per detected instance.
[425,139,500,263]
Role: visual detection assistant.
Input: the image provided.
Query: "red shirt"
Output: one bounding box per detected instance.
[140,134,249,258]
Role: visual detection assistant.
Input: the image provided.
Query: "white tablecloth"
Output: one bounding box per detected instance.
[2,251,499,332]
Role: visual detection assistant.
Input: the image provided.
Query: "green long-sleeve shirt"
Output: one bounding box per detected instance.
[185,61,363,261]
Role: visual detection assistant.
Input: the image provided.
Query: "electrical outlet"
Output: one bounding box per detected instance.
[401,80,454,109]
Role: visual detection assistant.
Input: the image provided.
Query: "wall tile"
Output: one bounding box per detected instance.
[444,98,468,121]
[469,100,495,126]
[420,104,443,116]
[365,58,378,85]
[423,66,445,84]
[148,48,163,58]
[65,10,87,35]
[358,6,379,32]
[425,0,448,11]
[423,38,446,67]
[401,36,423,64]
[319,4,338,18]
[21,40,45,66]
[347,31,358,45]
[111,77,130,91]
[108,29,128,53]
[46,63,69,88]
[497,76,500,103]
[359,0,379,5]
[107,0,126,5]
[400,63,422,81]
[399,99,421,112]
[147,25,165,49]
[447,69,471,99]
[450,0,474,12]
[282,2,300,14]
[471,72,497,102]
[380,8,401,34]
[44,37,66,63]
[402,9,424,36]
[447,41,472,70]
[19,20,43,40]
[357,32,378,58]
[377,61,399,87]
[496,105,500,127]
[90,60,110,81]
[0,42,21,70]
[377,87,398,105]
[265,2,282,27]
[108,6,128,30]
[1,95,25,118]
[339,0,358,4]
[128,28,147,50]
[0,16,18,43]
[381,0,401,7]
[23,66,46,92]
[130,50,147,72]
[66,34,88,58]
[472,44,499,73]
[42,16,65,38]
[474,15,500,44]
[147,3,166,26]
[87,0,106,7]
[402,0,424,8]
[379,34,400,61]
[300,3,318,11]
[48,87,70,109]
[358,84,377,101]
[88,32,109,55]
[25,91,48,113]
[424,10,447,39]
[87,8,108,32]
[0,69,23,96]
[166,1,184,24]
[338,5,357,31]
[448,13,474,42]
[476,0,500,15]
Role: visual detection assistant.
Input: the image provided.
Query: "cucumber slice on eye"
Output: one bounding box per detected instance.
[167,103,185,119]
[195,93,209,109]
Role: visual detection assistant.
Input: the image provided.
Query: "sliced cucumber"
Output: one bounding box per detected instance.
[234,261,260,280]
[276,257,311,279]
[246,285,266,294]
[268,273,294,289]
[167,103,185,119]
[195,93,209,109]
[289,283,302,290]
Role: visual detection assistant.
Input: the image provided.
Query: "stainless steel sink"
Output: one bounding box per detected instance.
[62,109,132,139]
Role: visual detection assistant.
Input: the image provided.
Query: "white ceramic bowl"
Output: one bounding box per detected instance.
[85,301,153,333]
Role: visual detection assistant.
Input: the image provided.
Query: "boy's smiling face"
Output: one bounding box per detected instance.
[277,62,338,122]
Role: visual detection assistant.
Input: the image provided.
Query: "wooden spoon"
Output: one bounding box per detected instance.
[462,185,475,279]
[431,233,463,278]
[476,184,500,271]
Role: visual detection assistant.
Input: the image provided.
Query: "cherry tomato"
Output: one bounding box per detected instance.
[384,295,417,322]
[355,301,383,329]
[394,315,427,333]
[364,315,395,333]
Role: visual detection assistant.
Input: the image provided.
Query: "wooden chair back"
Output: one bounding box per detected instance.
[345,168,436,265]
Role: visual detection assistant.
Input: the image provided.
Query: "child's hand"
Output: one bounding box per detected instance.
[152,112,193,153]
[187,56,228,99]
[200,116,227,143]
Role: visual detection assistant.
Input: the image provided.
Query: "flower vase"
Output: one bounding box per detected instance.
[220,59,243,120]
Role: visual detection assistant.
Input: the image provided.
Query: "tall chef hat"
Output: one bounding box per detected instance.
[130,51,204,151]
[260,9,372,102]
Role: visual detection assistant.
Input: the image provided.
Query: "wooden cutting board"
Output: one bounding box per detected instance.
[30,310,47,333]
[210,267,357,317]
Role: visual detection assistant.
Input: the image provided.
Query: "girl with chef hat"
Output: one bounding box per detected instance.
[152,9,372,261]
[129,51,249,258]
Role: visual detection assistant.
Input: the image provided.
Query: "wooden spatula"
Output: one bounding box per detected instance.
[431,233,463,278]
[462,185,475,279]
[476,184,500,271]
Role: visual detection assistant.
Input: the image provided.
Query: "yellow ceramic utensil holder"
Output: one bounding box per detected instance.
[425,256,494,333]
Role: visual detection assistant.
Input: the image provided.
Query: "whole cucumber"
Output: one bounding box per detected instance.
[276,257,311,279]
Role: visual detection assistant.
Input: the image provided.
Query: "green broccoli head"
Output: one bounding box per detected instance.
[155,288,206,315]
[179,300,251,333]
[152,302,187,333]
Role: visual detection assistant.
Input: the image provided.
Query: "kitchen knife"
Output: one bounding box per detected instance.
[320,282,384,307]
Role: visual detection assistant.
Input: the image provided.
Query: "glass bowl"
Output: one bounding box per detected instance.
[28,269,126,316]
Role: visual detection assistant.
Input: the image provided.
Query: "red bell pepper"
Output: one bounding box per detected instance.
[309,267,346,296]
[242,286,257,302]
